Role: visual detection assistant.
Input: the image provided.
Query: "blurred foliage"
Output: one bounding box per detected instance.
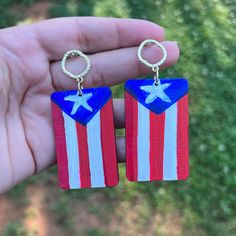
[1,0,236,235]
[0,221,28,236]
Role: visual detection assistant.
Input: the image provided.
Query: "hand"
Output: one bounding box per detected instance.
[0,17,179,194]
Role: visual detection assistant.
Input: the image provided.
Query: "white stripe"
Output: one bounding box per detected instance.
[63,112,81,189]
[163,103,178,180]
[137,102,150,181]
[87,111,105,187]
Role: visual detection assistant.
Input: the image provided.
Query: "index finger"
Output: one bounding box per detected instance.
[34,17,165,60]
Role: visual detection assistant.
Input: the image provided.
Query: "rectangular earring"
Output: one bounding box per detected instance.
[51,50,119,189]
[125,40,189,182]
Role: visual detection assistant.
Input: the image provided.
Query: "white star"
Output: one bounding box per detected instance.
[141,82,171,104]
[64,92,93,115]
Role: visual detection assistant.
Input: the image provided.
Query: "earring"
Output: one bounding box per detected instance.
[125,39,189,182]
[51,50,119,189]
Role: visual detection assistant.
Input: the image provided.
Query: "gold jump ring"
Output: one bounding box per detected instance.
[137,39,167,69]
[61,49,90,80]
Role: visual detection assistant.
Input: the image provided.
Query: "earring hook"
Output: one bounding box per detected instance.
[138,39,167,86]
[61,49,90,95]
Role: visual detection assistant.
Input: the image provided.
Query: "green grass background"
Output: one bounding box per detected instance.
[1,0,236,235]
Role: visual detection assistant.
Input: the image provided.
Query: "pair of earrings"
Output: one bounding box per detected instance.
[51,39,189,190]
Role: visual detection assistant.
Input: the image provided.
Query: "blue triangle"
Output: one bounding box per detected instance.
[51,87,112,126]
[125,78,188,114]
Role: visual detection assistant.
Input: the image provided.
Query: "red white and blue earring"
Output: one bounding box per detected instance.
[51,50,119,189]
[125,39,189,182]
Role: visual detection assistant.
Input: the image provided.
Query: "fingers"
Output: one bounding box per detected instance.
[50,41,179,90]
[113,99,126,162]
[113,99,125,163]
[113,98,125,129]
[34,17,165,60]
[116,136,125,163]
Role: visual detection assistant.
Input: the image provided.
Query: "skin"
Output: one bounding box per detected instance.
[0,17,179,194]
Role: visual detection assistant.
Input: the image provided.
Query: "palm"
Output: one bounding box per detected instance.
[0,17,179,194]
[0,31,56,193]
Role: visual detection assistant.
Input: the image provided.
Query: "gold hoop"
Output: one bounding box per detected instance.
[61,49,90,80]
[137,39,167,69]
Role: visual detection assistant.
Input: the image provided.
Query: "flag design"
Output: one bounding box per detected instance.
[125,78,189,182]
[51,87,119,189]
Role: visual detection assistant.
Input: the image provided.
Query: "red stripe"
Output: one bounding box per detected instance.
[76,122,91,188]
[100,99,119,187]
[125,91,138,181]
[51,102,70,189]
[149,111,165,181]
[177,94,189,180]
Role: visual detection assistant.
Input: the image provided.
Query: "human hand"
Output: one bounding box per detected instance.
[0,17,179,194]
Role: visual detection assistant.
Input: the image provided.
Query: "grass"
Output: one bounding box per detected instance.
[1,0,236,235]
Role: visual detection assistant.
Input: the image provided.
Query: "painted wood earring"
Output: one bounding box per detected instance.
[51,50,119,189]
[125,39,189,182]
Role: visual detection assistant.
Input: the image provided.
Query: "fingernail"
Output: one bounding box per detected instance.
[164,41,179,46]
[162,41,180,64]
[173,41,178,46]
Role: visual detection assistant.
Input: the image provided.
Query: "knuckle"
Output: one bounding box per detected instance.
[75,19,90,52]
[90,62,106,87]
